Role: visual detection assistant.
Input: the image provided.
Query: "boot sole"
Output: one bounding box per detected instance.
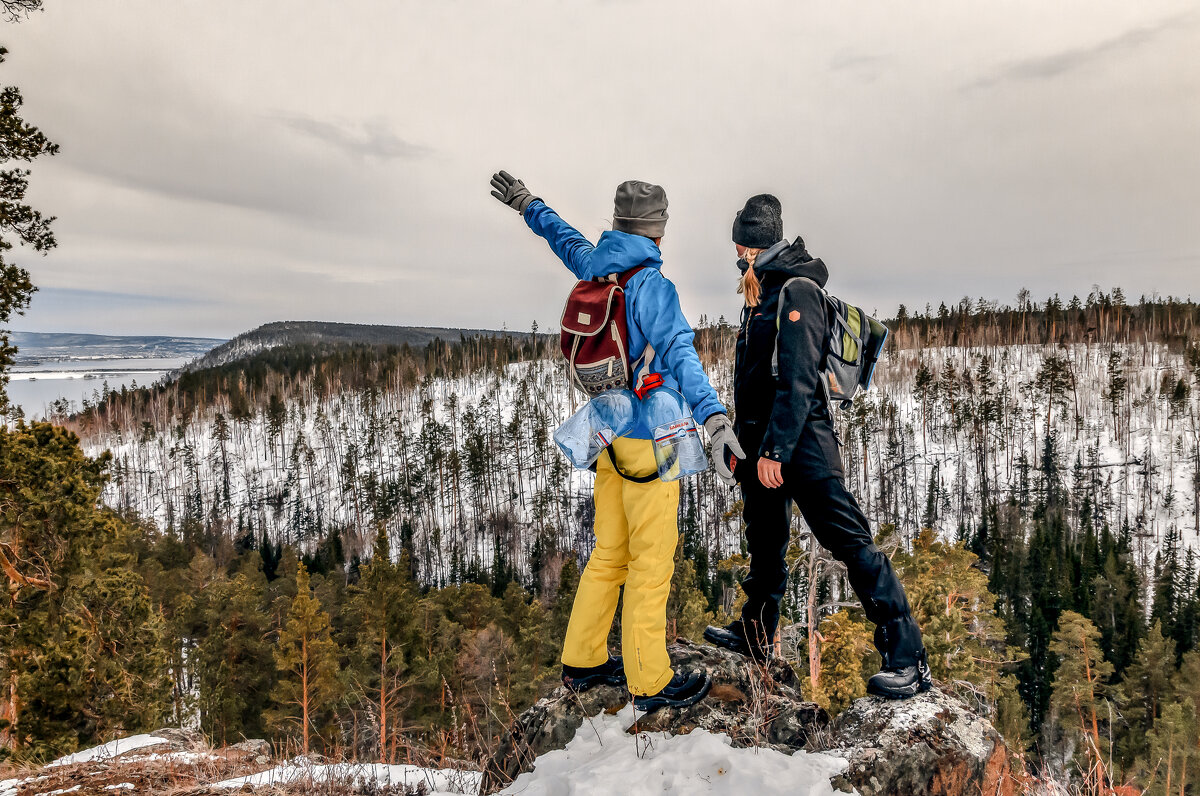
[632,676,713,713]
[702,628,768,662]
[866,678,933,700]
[563,673,626,693]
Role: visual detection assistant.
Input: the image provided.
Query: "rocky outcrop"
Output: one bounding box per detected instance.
[482,638,827,792]
[484,637,1017,796]
[823,687,1016,796]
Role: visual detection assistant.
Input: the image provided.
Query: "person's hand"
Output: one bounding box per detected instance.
[490,170,538,214]
[703,413,745,487]
[758,457,784,489]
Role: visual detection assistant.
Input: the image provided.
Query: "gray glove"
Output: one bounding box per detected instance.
[704,413,746,487]
[490,170,538,214]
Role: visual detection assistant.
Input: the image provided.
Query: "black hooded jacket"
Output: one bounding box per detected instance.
[733,238,843,479]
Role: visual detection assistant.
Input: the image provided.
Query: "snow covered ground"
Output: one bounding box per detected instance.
[44,734,171,767]
[0,713,849,796]
[498,705,852,796]
[211,759,482,793]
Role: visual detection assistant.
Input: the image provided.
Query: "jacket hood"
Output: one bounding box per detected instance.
[579,230,663,279]
[756,238,827,287]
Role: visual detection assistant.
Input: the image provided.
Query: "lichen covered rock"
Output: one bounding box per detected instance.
[824,687,1015,796]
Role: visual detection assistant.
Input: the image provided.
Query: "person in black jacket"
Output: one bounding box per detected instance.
[703,194,931,699]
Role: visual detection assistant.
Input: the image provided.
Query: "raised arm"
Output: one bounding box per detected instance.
[491,170,593,279]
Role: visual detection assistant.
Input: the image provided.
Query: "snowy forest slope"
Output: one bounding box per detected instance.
[73,317,1200,586]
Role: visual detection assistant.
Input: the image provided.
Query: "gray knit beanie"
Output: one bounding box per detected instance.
[732,194,783,248]
[613,180,669,238]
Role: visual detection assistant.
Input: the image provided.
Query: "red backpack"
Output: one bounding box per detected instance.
[560,267,647,397]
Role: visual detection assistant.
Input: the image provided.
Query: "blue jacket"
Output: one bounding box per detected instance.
[523,199,725,439]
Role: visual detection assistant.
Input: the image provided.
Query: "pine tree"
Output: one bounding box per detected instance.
[666,552,713,643]
[893,529,1028,749]
[547,557,580,646]
[0,45,58,414]
[346,528,418,761]
[271,563,343,755]
[1172,649,1200,795]
[1120,621,1176,740]
[1143,701,1195,796]
[1,423,171,758]
[814,610,873,714]
[197,565,275,744]
[1047,611,1115,789]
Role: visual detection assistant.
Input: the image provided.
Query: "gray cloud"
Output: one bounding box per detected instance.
[2,0,1197,338]
[276,114,432,160]
[964,10,1196,90]
[828,52,890,81]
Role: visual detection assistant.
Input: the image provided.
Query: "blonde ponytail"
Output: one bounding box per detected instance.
[738,248,763,308]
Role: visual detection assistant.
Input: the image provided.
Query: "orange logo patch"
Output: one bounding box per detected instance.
[788,310,801,322]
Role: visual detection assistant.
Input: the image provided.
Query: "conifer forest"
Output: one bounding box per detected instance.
[4,291,1200,793]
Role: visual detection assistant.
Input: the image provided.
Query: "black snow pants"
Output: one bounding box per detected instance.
[739,469,925,668]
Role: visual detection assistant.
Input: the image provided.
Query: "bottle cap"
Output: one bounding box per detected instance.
[635,373,664,399]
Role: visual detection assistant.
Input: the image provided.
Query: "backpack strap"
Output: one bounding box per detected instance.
[771,276,833,378]
[610,266,655,393]
[604,445,659,483]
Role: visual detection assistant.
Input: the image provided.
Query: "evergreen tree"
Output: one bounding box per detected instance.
[1120,621,1176,739]
[1047,611,1115,789]
[666,552,713,643]
[346,528,418,761]
[813,610,873,714]
[1142,701,1195,796]
[271,563,342,755]
[197,565,275,744]
[1,423,173,758]
[0,45,58,414]
[893,529,1028,748]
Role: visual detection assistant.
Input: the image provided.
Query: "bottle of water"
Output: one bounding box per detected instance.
[641,387,708,482]
[554,389,639,469]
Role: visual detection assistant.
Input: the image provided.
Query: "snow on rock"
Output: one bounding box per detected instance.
[825,688,1016,796]
[483,638,827,789]
[210,760,482,794]
[497,704,849,796]
[45,734,172,767]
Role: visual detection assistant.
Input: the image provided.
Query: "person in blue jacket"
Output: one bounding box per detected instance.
[490,171,744,711]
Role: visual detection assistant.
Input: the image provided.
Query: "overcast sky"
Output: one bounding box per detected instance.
[4,0,1198,338]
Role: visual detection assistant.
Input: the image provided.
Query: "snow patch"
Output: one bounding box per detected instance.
[500,705,853,795]
[210,759,482,794]
[45,734,171,767]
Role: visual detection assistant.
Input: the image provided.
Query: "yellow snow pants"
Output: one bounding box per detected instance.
[561,437,680,696]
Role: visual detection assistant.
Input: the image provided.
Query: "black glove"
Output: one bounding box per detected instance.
[704,413,746,487]
[490,170,538,214]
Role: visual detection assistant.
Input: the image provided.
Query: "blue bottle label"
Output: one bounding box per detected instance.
[653,418,695,444]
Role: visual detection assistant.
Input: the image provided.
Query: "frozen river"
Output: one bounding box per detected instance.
[6,356,189,418]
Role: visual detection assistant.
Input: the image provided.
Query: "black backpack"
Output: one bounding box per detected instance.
[771,277,889,407]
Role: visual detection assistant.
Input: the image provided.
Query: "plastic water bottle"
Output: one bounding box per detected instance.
[641,387,708,482]
[554,389,639,469]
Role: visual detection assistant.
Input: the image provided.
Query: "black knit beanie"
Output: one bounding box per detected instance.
[732,194,783,249]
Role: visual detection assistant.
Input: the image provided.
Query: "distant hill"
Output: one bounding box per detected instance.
[11,331,226,363]
[184,320,520,371]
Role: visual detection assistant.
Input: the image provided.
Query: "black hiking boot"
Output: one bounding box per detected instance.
[632,668,712,713]
[703,621,770,662]
[561,656,626,693]
[867,650,932,699]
